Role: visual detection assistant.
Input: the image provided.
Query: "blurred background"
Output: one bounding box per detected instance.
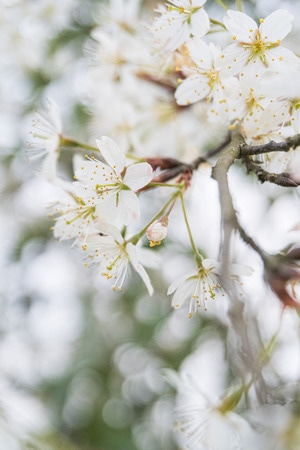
[1,0,300,449]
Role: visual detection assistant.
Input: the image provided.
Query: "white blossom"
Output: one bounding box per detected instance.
[50,183,104,244]
[241,100,291,144]
[28,98,62,181]
[258,71,300,134]
[152,0,210,52]
[74,136,153,225]
[220,9,298,77]
[175,39,239,122]
[81,224,154,295]
[167,370,254,450]
[168,259,253,317]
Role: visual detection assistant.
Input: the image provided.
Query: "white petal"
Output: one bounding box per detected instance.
[74,158,116,189]
[167,272,195,295]
[43,97,62,133]
[153,11,186,44]
[265,47,300,72]
[96,136,126,173]
[260,9,293,42]
[119,190,141,223]
[291,108,300,134]
[126,243,153,296]
[94,221,123,243]
[203,259,253,277]
[165,22,190,52]
[124,162,153,190]
[224,10,257,41]
[136,247,160,268]
[187,38,213,69]
[94,196,119,222]
[170,279,194,309]
[175,75,211,105]
[219,44,251,76]
[190,8,210,37]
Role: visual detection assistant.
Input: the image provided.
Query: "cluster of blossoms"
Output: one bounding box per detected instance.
[28,0,300,317]
[29,97,253,315]
[154,2,300,146]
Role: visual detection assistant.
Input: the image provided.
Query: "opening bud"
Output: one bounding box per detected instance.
[146,216,169,247]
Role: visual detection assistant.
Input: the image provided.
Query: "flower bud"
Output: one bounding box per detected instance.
[146,216,169,247]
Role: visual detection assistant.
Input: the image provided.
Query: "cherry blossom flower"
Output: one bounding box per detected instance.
[168,259,253,317]
[28,98,62,181]
[231,77,271,125]
[81,223,154,295]
[241,100,291,145]
[74,136,153,225]
[259,71,300,135]
[220,9,298,77]
[175,38,239,122]
[167,370,254,450]
[50,183,104,244]
[152,0,210,52]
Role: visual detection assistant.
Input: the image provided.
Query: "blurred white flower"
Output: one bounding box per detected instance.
[152,0,210,52]
[174,403,252,450]
[104,0,141,31]
[28,98,62,182]
[175,38,239,122]
[241,100,291,145]
[167,370,254,450]
[257,70,300,134]
[168,259,253,317]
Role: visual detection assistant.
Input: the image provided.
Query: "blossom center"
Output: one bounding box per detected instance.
[245,88,264,115]
[240,30,281,65]
[167,4,201,24]
[66,204,96,225]
[291,99,300,112]
[206,68,219,89]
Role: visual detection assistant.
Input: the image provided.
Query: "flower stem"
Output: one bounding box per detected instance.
[60,136,99,152]
[129,190,181,245]
[235,0,243,12]
[179,191,203,264]
[213,0,228,11]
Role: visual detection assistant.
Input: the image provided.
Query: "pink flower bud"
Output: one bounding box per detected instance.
[146,216,169,247]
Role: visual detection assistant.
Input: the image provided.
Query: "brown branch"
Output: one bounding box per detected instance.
[240,133,300,157]
[143,156,207,188]
[241,157,299,187]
